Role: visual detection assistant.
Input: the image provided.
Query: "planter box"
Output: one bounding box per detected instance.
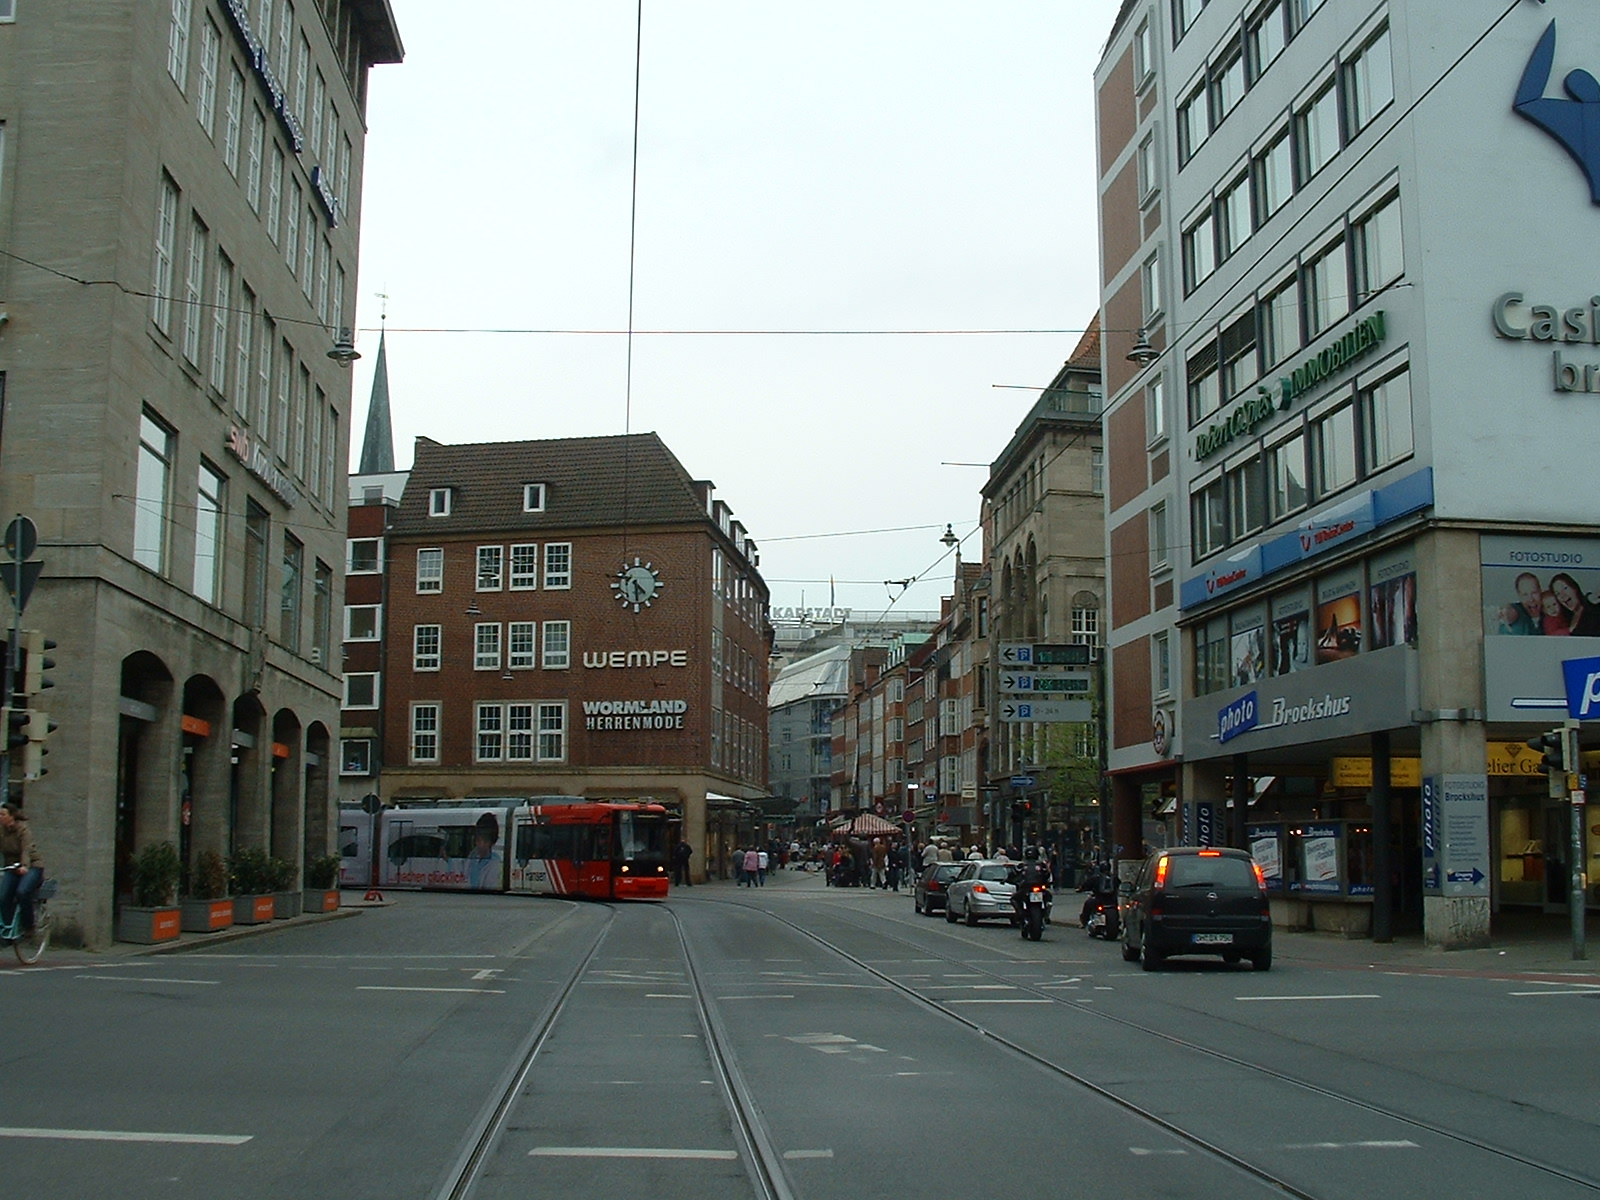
[273,891,303,919]
[180,898,234,933]
[302,888,339,914]
[118,906,181,944]
[233,894,275,924]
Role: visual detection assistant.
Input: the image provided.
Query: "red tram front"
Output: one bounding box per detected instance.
[508,799,671,900]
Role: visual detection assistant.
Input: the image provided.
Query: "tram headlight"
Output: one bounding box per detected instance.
[620,864,629,873]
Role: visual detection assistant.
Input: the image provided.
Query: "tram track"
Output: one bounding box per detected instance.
[734,896,1600,1199]
[431,901,796,1200]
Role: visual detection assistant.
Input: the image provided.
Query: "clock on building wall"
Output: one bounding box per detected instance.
[612,558,663,612]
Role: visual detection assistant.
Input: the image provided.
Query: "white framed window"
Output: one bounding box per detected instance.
[344,672,379,709]
[181,214,207,365]
[1147,375,1167,444]
[1134,19,1153,84]
[1211,38,1245,125]
[1070,606,1101,658]
[167,0,192,88]
[134,410,174,573]
[1248,0,1288,82]
[542,620,571,669]
[301,211,315,297]
[1177,81,1208,164]
[416,547,443,593]
[1186,340,1220,426]
[476,703,504,762]
[1253,126,1293,226]
[246,107,265,211]
[1142,251,1162,319]
[474,622,502,670]
[196,18,220,133]
[507,704,534,761]
[1137,135,1159,201]
[1304,235,1350,338]
[223,66,244,176]
[339,738,372,776]
[285,178,301,272]
[1151,501,1169,570]
[1154,632,1172,697]
[346,537,380,574]
[523,483,546,512]
[1182,207,1216,294]
[429,487,452,517]
[508,622,536,669]
[1219,309,1258,400]
[537,702,566,762]
[1259,271,1301,367]
[1091,446,1104,495]
[209,253,232,393]
[1359,365,1413,474]
[543,542,572,589]
[344,605,381,641]
[1191,475,1227,561]
[1353,191,1402,302]
[509,544,538,590]
[293,33,309,124]
[1266,429,1308,520]
[1226,452,1267,541]
[1296,77,1340,184]
[1218,173,1250,261]
[476,545,503,591]
[410,702,439,763]
[233,285,255,416]
[1344,25,1393,138]
[1310,400,1357,497]
[193,460,225,604]
[413,623,441,671]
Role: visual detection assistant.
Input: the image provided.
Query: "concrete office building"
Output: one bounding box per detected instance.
[0,1,402,945]
[1097,0,1600,948]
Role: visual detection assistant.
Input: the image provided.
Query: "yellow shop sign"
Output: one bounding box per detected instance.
[1329,757,1422,788]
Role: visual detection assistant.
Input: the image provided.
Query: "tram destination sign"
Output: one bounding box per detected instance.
[998,672,1091,695]
[998,699,1093,724]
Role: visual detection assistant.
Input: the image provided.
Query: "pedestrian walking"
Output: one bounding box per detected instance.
[870,838,888,888]
[743,847,761,886]
[756,848,768,886]
[672,838,693,886]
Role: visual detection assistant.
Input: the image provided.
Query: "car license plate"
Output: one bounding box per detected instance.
[1192,933,1233,945]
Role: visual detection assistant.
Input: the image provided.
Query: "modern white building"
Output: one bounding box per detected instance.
[1097,0,1600,948]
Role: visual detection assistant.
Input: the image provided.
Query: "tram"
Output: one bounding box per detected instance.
[339,797,671,900]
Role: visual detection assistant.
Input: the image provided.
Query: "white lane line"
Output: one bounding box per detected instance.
[943,999,1051,1005]
[356,986,505,995]
[717,995,795,1001]
[0,1126,250,1146]
[783,1149,834,1159]
[469,969,504,980]
[530,1147,737,1160]
[923,984,1017,991]
[1236,994,1380,1002]
[645,993,691,999]
[1130,1147,1189,1156]
[1509,989,1600,996]
[1284,1140,1418,1151]
[78,975,219,986]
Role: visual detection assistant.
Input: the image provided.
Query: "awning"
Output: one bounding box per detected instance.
[849,814,900,836]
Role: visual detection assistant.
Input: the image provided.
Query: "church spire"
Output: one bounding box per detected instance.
[357,328,395,474]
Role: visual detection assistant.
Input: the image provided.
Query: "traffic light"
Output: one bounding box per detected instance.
[20,711,53,781]
[1528,729,1565,775]
[3,707,28,753]
[18,629,54,697]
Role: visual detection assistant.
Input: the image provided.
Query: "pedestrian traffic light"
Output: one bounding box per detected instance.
[20,711,53,781]
[18,629,55,697]
[2,707,28,753]
[1528,728,1567,775]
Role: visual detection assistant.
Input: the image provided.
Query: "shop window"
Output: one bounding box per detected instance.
[1193,620,1229,695]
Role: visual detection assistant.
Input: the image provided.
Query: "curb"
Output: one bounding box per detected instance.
[137,906,362,956]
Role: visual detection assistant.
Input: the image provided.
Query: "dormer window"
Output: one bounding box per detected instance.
[429,487,452,517]
[523,483,546,513]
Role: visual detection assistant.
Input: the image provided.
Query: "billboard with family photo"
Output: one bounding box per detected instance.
[1481,535,1600,639]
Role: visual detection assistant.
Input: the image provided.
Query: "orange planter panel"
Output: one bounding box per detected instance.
[253,896,276,922]
[206,900,233,929]
[151,910,181,941]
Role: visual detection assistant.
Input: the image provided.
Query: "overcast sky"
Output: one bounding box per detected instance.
[350,1,1122,620]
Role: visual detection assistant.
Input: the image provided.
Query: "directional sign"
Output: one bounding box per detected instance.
[1010,775,1035,789]
[998,699,1093,723]
[998,643,1036,666]
[1445,868,1486,886]
[999,672,1091,695]
[997,642,1092,667]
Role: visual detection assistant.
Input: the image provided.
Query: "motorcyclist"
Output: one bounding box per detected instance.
[1078,860,1117,928]
[1010,846,1053,923]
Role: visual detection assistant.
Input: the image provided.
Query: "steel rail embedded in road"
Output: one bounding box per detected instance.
[748,899,1600,1198]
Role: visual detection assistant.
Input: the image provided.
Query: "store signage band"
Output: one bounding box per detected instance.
[225,427,297,508]
[583,699,688,730]
[1492,292,1600,394]
[1195,312,1386,461]
[582,649,688,668]
[1214,690,1353,743]
[218,0,304,154]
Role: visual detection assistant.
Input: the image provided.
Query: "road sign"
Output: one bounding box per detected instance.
[0,560,41,613]
[998,699,1093,723]
[901,809,916,824]
[997,642,1092,667]
[1010,775,1035,789]
[3,516,36,563]
[998,643,1035,665]
[998,672,1091,695]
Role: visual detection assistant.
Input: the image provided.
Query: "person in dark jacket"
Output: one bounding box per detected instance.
[0,803,42,934]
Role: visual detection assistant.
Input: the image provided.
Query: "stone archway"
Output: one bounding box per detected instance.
[303,721,332,872]
[116,652,175,907]
[180,675,228,886]
[231,694,268,856]
[270,708,303,886]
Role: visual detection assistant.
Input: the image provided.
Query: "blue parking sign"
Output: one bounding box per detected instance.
[1561,654,1600,720]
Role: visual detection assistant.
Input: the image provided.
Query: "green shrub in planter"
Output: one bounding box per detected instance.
[131,842,181,908]
[306,854,341,889]
[228,848,272,896]
[191,850,229,900]
[267,857,296,892]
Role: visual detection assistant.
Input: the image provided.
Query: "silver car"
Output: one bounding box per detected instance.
[943,861,1019,926]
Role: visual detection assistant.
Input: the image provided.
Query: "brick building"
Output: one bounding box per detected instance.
[374,433,770,881]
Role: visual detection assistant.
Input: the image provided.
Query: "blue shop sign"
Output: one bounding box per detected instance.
[1180,545,1262,610]
[1217,691,1259,745]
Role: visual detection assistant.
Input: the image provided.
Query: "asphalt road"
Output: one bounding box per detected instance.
[6,874,1599,1200]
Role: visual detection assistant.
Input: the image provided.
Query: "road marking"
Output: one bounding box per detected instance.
[925,984,1016,991]
[1284,1140,1418,1151]
[1509,989,1600,996]
[1236,994,1380,1002]
[530,1147,737,1160]
[718,995,795,1000]
[645,993,691,999]
[356,986,505,995]
[783,1149,834,1159]
[944,999,1051,1005]
[1130,1147,1188,1156]
[469,969,503,981]
[0,1126,250,1146]
[78,975,219,986]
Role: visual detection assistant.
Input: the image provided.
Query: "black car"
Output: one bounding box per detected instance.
[913,862,965,916]
[1120,846,1272,971]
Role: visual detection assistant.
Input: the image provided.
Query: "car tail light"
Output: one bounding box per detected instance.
[1154,856,1170,888]
[1198,849,1222,857]
[929,880,942,892]
[972,884,989,894]
[1252,861,1267,889]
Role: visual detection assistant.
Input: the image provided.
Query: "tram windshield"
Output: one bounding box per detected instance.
[615,811,668,865]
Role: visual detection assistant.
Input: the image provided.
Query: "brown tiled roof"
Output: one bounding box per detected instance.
[391,432,710,537]
[1067,313,1101,370]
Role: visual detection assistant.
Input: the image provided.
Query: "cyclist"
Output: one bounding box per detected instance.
[0,803,42,937]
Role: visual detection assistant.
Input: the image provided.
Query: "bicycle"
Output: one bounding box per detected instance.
[0,876,54,965]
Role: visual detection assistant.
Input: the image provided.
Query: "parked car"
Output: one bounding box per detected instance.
[944,861,1020,926]
[914,862,965,916]
[1120,846,1272,971]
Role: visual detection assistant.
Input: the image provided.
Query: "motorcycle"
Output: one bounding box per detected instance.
[1085,893,1119,940]
[1018,883,1050,941]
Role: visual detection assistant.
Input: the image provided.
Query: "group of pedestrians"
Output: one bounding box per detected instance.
[733,846,770,886]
